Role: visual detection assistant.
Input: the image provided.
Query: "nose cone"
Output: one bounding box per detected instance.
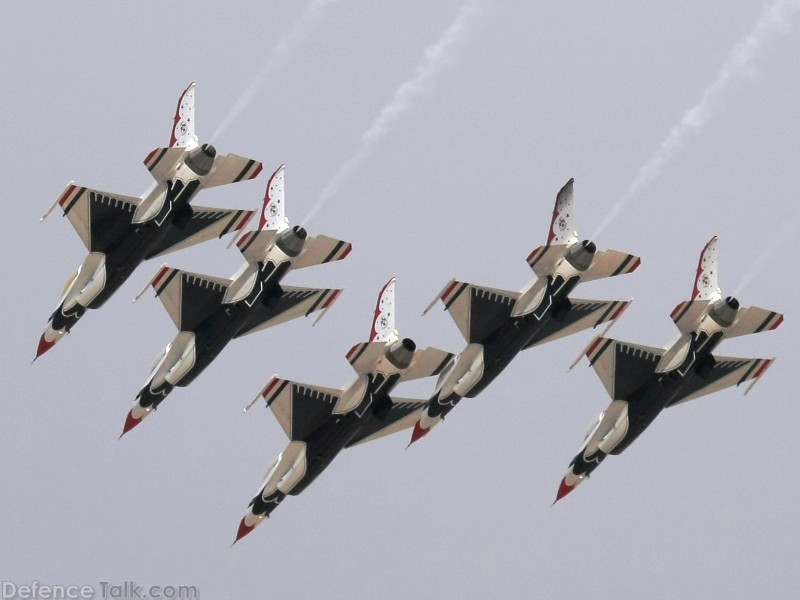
[234,518,256,545]
[35,334,57,360]
[554,478,575,504]
[408,420,429,447]
[120,410,143,438]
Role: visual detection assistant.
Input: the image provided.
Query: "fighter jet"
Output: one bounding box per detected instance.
[409,179,639,444]
[234,277,453,542]
[122,164,351,435]
[36,83,262,359]
[555,236,782,502]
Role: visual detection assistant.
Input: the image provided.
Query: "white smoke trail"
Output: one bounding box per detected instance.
[303,0,481,224]
[212,0,339,141]
[592,0,800,238]
[733,206,800,295]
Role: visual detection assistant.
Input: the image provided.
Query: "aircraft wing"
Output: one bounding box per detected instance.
[259,376,343,441]
[524,299,632,349]
[586,336,665,400]
[345,397,428,448]
[201,153,263,189]
[149,265,231,330]
[581,249,641,282]
[292,235,353,270]
[56,182,140,252]
[146,206,254,259]
[399,347,454,382]
[233,285,343,338]
[426,279,519,343]
[667,356,776,407]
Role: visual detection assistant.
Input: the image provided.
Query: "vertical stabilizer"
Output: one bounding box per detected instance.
[692,235,721,300]
[370,277,398,342]
[547,178,578,246]
[259,164,289,231]
[170,82,199,150]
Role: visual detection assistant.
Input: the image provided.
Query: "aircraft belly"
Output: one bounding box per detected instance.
[288,419,360,496]
[609,381,673,455]
[465,323,534,397]
[174,325,237,387]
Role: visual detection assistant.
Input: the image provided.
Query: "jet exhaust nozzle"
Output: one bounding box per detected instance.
[276,225,307,257]
[386,338,416,369]
[709,296,739,327]
[185,143,216,175]
[565,239,596,271]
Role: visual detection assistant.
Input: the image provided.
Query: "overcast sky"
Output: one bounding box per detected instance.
[2,1,799,598]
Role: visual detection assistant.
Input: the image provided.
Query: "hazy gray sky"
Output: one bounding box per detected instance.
[2,2,799,599]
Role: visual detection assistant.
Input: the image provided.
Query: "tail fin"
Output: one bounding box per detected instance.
[258,164,289,231]
[547,178,578,246]
[692,235,721,300]
[170,82,199,150]
[370,277,398,342]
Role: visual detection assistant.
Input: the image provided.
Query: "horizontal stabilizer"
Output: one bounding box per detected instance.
[399,347,454,382]
[524,299,632,349]
[150,266,231,330]
[667,356,775,407]
[670,300,712,334]
[345,341,389,374]
[260,376,342,441]
[726,306,783,338]
[293,234,352,270]
[586,336,664,400]
[235,229,280,264]
[581,249,641,282]
[147,206,254,258]
[201,153,263,188]
[234,285,343,337]
[144,147,187,183]
[425,279,519,343]
[526,244,568,277]
[57,182,140,252]
[345,396,428,448]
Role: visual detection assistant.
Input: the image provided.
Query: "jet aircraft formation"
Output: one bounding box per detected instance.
[36,83,783,543]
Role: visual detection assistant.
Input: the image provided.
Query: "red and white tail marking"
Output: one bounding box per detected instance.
[370,278,397,342]
[547,178,578,246]
[170,82,198,149]
[259,164,288,231]
[692,235,721,301]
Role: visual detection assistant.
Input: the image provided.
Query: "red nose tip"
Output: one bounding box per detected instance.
[35,334,56,359]
[234,518,256,544]
[120,410,142,438]
[554,478,575,504]
[408,421,429,447]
